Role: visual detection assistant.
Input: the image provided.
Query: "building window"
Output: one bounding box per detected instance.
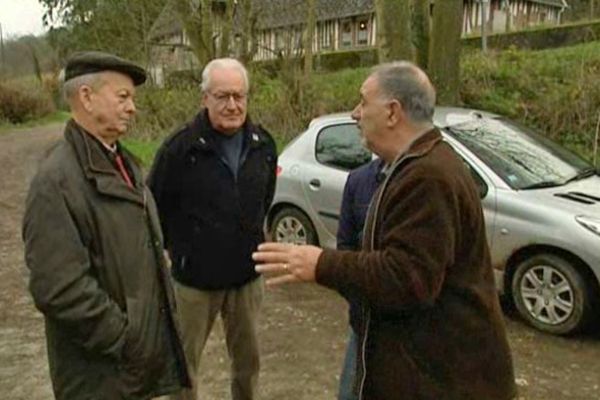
[340,19,353,48]
[275,29,286,52]
[357,18,369,45]
[318,21,334,50]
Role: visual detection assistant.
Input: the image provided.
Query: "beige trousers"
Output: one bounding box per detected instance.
[170,277,264,400]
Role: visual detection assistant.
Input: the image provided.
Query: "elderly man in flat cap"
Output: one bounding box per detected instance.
[22,51,190,400]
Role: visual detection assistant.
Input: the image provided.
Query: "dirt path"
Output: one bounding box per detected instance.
[0,124,599,400]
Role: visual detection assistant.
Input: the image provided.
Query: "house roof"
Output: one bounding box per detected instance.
[149,0,569,40]
[253,0,374,29]
[149,0,183,40]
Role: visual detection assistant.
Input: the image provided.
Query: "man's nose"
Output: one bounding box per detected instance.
[126,99,136,114]
[351,104,360,121]
[225,96,237,109]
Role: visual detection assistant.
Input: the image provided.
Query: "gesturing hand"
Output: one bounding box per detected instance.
[253,242,323,286]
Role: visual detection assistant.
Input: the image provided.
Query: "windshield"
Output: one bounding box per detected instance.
[445,117,593,190]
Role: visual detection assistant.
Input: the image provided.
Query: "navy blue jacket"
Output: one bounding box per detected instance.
[148,111,277,290]
[337,158,384,330]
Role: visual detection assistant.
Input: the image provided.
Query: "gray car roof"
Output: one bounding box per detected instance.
[308,107,500,129]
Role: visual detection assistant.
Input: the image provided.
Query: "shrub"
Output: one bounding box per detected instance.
[0,81,55,124]
[131,85,201,140]
[461,42,600,160]
[130,42,600,163]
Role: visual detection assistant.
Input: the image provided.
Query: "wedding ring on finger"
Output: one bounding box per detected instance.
[282,263,289,272]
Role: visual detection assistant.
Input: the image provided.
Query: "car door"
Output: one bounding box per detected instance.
[302,123,372,245]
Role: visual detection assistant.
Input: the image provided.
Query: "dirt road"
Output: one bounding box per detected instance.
[1,124,599,400]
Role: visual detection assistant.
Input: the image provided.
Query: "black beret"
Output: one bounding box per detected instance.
[64,51,147,86]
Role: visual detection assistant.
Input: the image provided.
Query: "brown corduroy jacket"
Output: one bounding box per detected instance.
[317,128,516,400]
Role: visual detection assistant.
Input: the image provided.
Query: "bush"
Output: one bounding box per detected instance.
[131,85,201,140]
[0,81,55,124]
[461,42,600,160]
[130,41,600,163]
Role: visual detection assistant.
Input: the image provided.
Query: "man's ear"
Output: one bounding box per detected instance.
[387,100,403,127]
[79,85,94,113]
[201,93,208,108]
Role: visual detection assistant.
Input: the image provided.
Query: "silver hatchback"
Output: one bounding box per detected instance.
[267,108,600,335]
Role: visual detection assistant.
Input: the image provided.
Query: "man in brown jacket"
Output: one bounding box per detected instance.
[22,51,190,400]
[253,61,516,400]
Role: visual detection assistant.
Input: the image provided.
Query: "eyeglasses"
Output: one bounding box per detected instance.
[208,91,248,104]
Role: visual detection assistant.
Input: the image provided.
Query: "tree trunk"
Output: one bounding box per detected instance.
[173,0,211,65]
[219,0,234,57]
[374,0,414,62]
[303,0,316,78]
[200,0,215,63]
[505,0,512,32]
[411,0,430,70]
[428,0,463,105]
[237,0,252,63]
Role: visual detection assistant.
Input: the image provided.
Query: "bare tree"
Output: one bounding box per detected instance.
[374,0,414,62]
[428,0,463,105]
[303,0,316,79]
[411,0,431,69]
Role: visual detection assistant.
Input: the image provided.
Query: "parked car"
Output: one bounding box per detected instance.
[267,108,600,335]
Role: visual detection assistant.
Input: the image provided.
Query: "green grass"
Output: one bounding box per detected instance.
[122,134,288,168]
[121,138,161,167]
[0,111,70,134]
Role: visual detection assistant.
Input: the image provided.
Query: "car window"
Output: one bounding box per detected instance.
[315,123,372,170]
[462,159,488,198]
[445,118,593,190]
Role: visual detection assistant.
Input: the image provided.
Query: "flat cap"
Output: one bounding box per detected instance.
[64,51,147,86]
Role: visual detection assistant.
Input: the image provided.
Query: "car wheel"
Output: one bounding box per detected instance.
[511,253,592,335]
[271,207,318,246]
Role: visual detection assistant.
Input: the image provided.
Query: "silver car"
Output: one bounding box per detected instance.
[267,108,600,335]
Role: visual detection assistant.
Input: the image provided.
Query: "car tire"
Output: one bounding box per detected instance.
[511,253,593,335]
[271,207,318,246]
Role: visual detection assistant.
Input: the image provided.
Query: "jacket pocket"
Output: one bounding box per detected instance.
[120,296,165,396]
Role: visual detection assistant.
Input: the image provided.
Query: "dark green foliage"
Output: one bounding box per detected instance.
[254,49,378,74]
[461,42,600,160]
[131,41,600,164]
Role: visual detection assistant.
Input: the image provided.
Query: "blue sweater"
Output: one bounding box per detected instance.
[336,158,384,330]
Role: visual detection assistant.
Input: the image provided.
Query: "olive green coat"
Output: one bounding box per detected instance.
[22,120,190,400]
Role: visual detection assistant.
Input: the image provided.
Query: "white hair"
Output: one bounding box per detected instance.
[200,58,249,93]
[61,71,106,101]
[371,61,436,123]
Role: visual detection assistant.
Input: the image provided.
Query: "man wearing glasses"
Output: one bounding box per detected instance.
[148,58,277,400]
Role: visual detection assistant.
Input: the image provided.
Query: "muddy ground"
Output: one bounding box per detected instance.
[0,124,599,400]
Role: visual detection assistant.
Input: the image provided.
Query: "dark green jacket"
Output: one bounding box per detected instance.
[22,120,190,400]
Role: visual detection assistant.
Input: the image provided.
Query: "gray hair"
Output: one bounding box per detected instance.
[371,61,436,124]
[61,70,106,101]
[200,58,249,93]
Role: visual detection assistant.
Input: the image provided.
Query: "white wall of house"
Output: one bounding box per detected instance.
[150,0,566,75]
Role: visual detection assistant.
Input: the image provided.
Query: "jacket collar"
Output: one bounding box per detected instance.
[64,119,145,205]
[392,127,443,166]
[190,109,266,152]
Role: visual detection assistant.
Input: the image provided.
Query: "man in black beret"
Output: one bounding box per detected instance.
[22,51,191,400]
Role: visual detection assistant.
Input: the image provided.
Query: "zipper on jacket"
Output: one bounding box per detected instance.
[358,308,370,400]
[357,152,419,400]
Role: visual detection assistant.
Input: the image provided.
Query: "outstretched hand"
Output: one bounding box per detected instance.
[253,242,323,286]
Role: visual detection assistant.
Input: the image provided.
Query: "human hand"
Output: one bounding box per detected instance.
[253,242,322,286]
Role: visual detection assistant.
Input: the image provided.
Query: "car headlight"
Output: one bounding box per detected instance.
[575,215,600,237]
